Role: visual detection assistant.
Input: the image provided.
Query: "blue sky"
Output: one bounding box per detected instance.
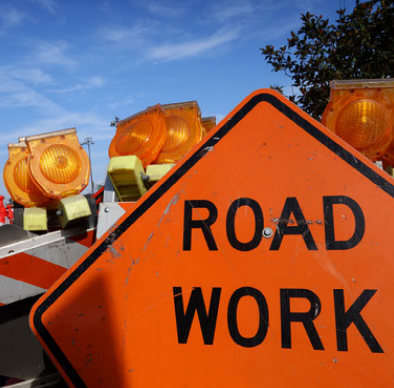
[0,0,357,198]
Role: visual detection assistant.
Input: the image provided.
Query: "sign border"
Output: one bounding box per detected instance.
[32,92,394,388]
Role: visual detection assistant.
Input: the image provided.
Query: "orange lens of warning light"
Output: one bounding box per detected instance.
[108,105,167,167]
[116,121,154,155]
[26,128,90,199]
[336,100,389,149]
[39,145,82,184]
[322,79,394,162]
[163,115,190,152]
[154,101,206,164]
[15,158,42,194]
[3,143,50,207]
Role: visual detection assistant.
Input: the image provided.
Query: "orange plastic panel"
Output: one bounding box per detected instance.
[322,79,394,162]
[3,143,50,207]
[26,128,90,200]
[108,105,167,167]
[31,90,394,388]
[154,101,206,164]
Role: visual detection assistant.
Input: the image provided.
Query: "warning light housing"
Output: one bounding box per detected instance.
[108,105,167,167]
[202,116,217,133]
[107,155,147,202]
[322,79,394,163]
[24,207,47,231]
[26,128,90,200]
[3,143,50,208]
[108,101,212,171]
[155,101,207,164]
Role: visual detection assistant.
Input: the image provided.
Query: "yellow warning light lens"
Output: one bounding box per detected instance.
[14,158,42,194]
[154,101,206,164]
[336,100,388,149]
[162,115,190,152]
[25,128,90,200]
[109,102,208,167]
[108,105,167,167]
[39,145,82,184]
[322,79,394,162]
[115,121,154,155]
[3,143,50,208]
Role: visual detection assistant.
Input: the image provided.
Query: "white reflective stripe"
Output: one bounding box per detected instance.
[8,373,62,387]
[28,240,88,269]
[0,226,95,258]
[0,275,46,305]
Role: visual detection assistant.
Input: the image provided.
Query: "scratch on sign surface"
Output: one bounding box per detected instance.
[156,191,184,229]
[143,232,154,251]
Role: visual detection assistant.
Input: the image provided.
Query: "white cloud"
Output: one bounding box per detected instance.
[147,28,239,62]
[47,76,105,95]
[207,0,286,24]
[0,74,62,113]
[101,23,152,47]
[210,0,256,21]
[88,77,105,88]
[32,0,57,14]
[0,5,24,29]
[3,68,54,86]
[16,112,110,139]
[108,95,135,109]
[0,109,111,147]
[0,70,107,141]
[142,1,186,17]
[32,41,76,68]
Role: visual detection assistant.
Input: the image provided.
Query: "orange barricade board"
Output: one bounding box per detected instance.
[31,90,394,388]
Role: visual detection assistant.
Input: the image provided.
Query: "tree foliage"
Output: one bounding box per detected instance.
[261,0,394,119]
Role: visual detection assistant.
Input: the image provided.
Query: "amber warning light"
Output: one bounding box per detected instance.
[3,143,50,208]
[3,128,90,207]
[322,79,394,166]
[109,101,214,168]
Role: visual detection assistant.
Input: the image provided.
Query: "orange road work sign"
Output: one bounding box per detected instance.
[31,90,394,387]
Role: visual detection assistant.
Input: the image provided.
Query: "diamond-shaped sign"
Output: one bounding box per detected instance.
[31,90,394,387]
